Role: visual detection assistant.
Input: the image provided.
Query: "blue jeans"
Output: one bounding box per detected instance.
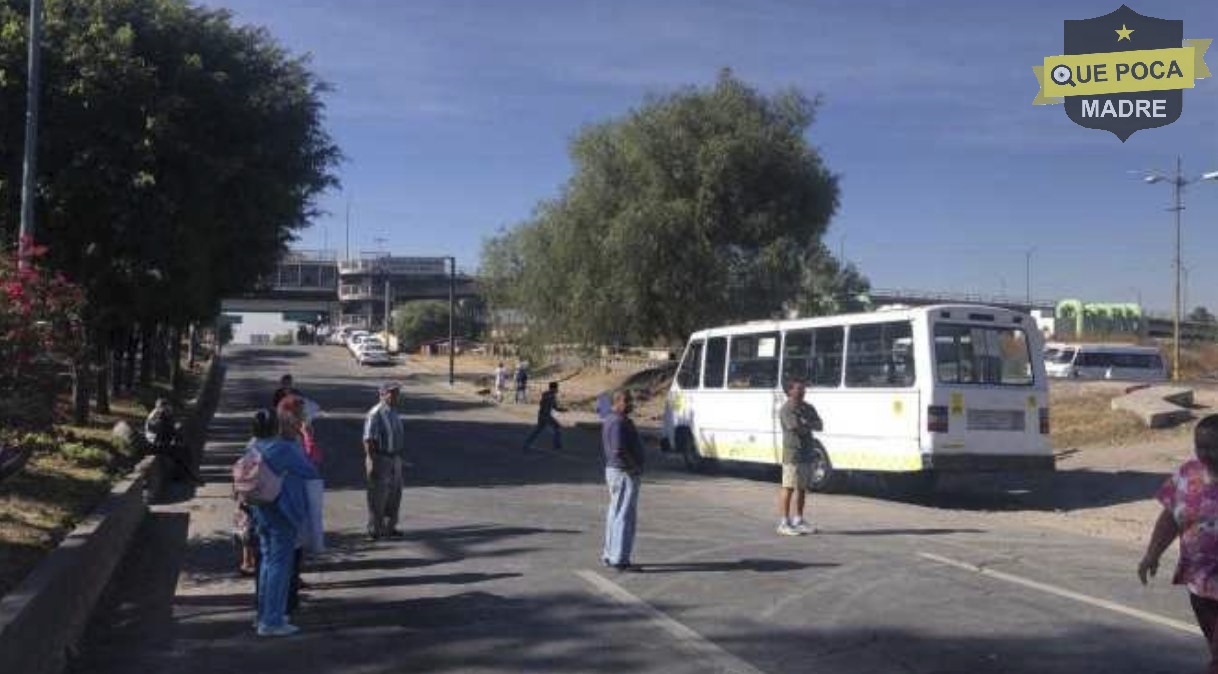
[602,467,640,566]
[252,505,298,628]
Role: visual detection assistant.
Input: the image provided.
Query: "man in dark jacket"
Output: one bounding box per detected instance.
[522,381,565,451]
[602,389,644,572]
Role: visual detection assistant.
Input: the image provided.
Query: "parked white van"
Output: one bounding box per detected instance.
[1044,343,1167,382]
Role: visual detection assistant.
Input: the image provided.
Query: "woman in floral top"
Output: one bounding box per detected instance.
[1140,414,1218,673]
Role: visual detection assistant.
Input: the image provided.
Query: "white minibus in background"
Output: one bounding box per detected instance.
[1043,343,1167,382]
[661,305,1052,491]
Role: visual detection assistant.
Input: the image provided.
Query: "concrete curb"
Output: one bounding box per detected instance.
[0,354,225,673]
[0,456,156,674]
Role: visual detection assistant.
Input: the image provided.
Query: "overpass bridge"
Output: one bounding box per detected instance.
[220,250,479,328]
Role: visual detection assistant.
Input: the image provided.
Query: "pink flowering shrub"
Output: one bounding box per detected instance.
[0,239,85,427]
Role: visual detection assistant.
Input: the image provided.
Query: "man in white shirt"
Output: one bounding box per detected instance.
[363,382,406,540]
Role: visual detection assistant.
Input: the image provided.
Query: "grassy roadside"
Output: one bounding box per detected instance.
[0,370,203,601]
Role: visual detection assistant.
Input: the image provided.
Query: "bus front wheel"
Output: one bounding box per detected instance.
[808,444,842,493]
[676,428,704,472]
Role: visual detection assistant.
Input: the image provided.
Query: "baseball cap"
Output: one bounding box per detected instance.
[379,381,402,395]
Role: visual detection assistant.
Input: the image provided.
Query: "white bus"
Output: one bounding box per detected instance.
[660,305,1052,491]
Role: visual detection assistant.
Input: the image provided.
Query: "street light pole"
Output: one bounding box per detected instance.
[1172,156,1183,381]
[447,257,456,386]
[18,0,44,268]
[1139,156,1218,382]
[1024,247,1035,311]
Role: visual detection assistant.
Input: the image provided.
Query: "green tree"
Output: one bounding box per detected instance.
[0,0,340,418]
[481,70,849,345]
[394,300,475,352]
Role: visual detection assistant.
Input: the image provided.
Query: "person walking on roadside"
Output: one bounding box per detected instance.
[493,362,507,404]
[513,362,529,404]
[777,379,823,537]
[272,374,302,409]
[602,389,644,572]
[364,382,406,540]
[1139,414,1218,673]
[248,408,319,637]
[522,381,565,452]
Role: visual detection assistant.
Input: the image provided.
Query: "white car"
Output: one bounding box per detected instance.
[346,332,370,355]
[357,345,392,366]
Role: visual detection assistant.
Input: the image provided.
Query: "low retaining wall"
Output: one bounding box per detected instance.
[0,456,156,674]
[0,354,225,673]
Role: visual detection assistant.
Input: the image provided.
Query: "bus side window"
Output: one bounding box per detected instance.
[676,341,704,389]
[703,337,728,388]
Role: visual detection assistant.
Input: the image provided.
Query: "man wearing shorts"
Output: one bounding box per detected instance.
[777,379,823,536]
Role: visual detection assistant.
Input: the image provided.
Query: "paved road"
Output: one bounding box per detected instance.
[74,346,1204,673]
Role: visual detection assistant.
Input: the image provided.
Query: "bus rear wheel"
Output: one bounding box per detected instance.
[808,444,842,493]
[676,428,704,472]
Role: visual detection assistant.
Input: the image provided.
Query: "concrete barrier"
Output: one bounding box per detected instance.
[1111,386,1195,428]
[0,354,225,673]
[0,455,157,674]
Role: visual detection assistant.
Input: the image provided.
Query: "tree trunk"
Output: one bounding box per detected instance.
[111,327,126,397]
[72,350,90,426]
[139,323,154,386]
[124,327,138,391]
[95,336,111,415]
[155,324,172,381]
[169,325,183,392]
[187,323,198,369]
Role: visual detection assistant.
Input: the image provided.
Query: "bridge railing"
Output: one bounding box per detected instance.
[867,288,1057,312]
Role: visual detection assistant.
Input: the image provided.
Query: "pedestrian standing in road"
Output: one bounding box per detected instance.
[364,382,406,540]
[272,374,302,409]
[522,381,565,452]
[494,362,507,403]
[513,362,529,404]
[1139,414,1218,673]
[249,407,319,637]
[777,379,823,537]
[602,389,643,572]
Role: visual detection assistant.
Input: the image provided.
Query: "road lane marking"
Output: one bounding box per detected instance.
[918,552,1200,636]
[575,569,768,674]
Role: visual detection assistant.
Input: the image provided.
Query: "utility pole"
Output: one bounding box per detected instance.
[1025,247,1035,311]
[448,257,456,386]
[383,279,391,334]
[1171,155,1183,382]
[1138,156,1218,382]
[345,197,351,261]
[18,0,44,268]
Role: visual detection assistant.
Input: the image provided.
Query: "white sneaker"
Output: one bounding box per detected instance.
[777,522,801,537]
[257,623,300,638]
[792,520,816,535]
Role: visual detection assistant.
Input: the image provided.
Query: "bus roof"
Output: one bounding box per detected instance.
[688,304,1029,340]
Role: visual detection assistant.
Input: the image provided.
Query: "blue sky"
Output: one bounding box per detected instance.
[199,0,1218,313]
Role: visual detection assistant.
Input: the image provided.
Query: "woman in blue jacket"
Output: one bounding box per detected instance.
[250,408,319,637]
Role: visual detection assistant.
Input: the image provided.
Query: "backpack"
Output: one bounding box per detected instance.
[232,444,283,505]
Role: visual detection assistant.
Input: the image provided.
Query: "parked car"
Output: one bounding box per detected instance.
[346,331,371,355]
[357,345,392,366]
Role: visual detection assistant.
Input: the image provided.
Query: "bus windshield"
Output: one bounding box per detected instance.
[934,323,1033,386]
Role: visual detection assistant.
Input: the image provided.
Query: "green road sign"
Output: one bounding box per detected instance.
[283,311,324,323]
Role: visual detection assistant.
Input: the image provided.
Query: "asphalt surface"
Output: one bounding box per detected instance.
[73,345,1206,673]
